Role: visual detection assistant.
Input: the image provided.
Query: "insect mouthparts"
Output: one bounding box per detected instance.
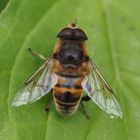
[71,22,76,28]
[70,20,77,28]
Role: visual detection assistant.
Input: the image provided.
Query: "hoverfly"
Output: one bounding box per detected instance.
[12,22,123,119]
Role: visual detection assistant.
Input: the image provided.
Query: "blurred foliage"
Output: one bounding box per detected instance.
[0,0,9,13]
[0,0,140,140]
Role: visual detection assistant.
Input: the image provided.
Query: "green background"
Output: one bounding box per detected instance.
[0,0,140,140]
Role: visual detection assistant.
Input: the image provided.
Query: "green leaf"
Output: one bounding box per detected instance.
[0,0,140,140]
[0,0,9,13]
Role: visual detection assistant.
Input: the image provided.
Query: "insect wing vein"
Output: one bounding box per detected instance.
[12,58,58,106]
[82,61,123,118]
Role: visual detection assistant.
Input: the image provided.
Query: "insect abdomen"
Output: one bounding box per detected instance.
[53,77,83,115]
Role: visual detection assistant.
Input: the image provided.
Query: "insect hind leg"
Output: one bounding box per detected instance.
[44,95,53,112]
[80,96,91,119]
[28,48,46,61]
[82,95,91,102]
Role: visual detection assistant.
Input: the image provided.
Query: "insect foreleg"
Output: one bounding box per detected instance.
[28,48,46,61]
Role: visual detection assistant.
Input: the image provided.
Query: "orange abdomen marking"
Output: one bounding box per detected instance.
[53,75,83,115]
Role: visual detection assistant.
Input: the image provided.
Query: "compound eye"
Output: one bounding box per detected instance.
[57,27,88,41]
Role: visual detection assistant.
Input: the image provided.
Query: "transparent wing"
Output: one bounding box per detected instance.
[82,60,123,118]
[12,58,58,107]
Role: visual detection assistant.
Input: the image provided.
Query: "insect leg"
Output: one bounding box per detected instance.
[82,95,91,102]
[80,101,90,120]
[44,98,53,112]
[24,64,45,84]
[28,48,46,61]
